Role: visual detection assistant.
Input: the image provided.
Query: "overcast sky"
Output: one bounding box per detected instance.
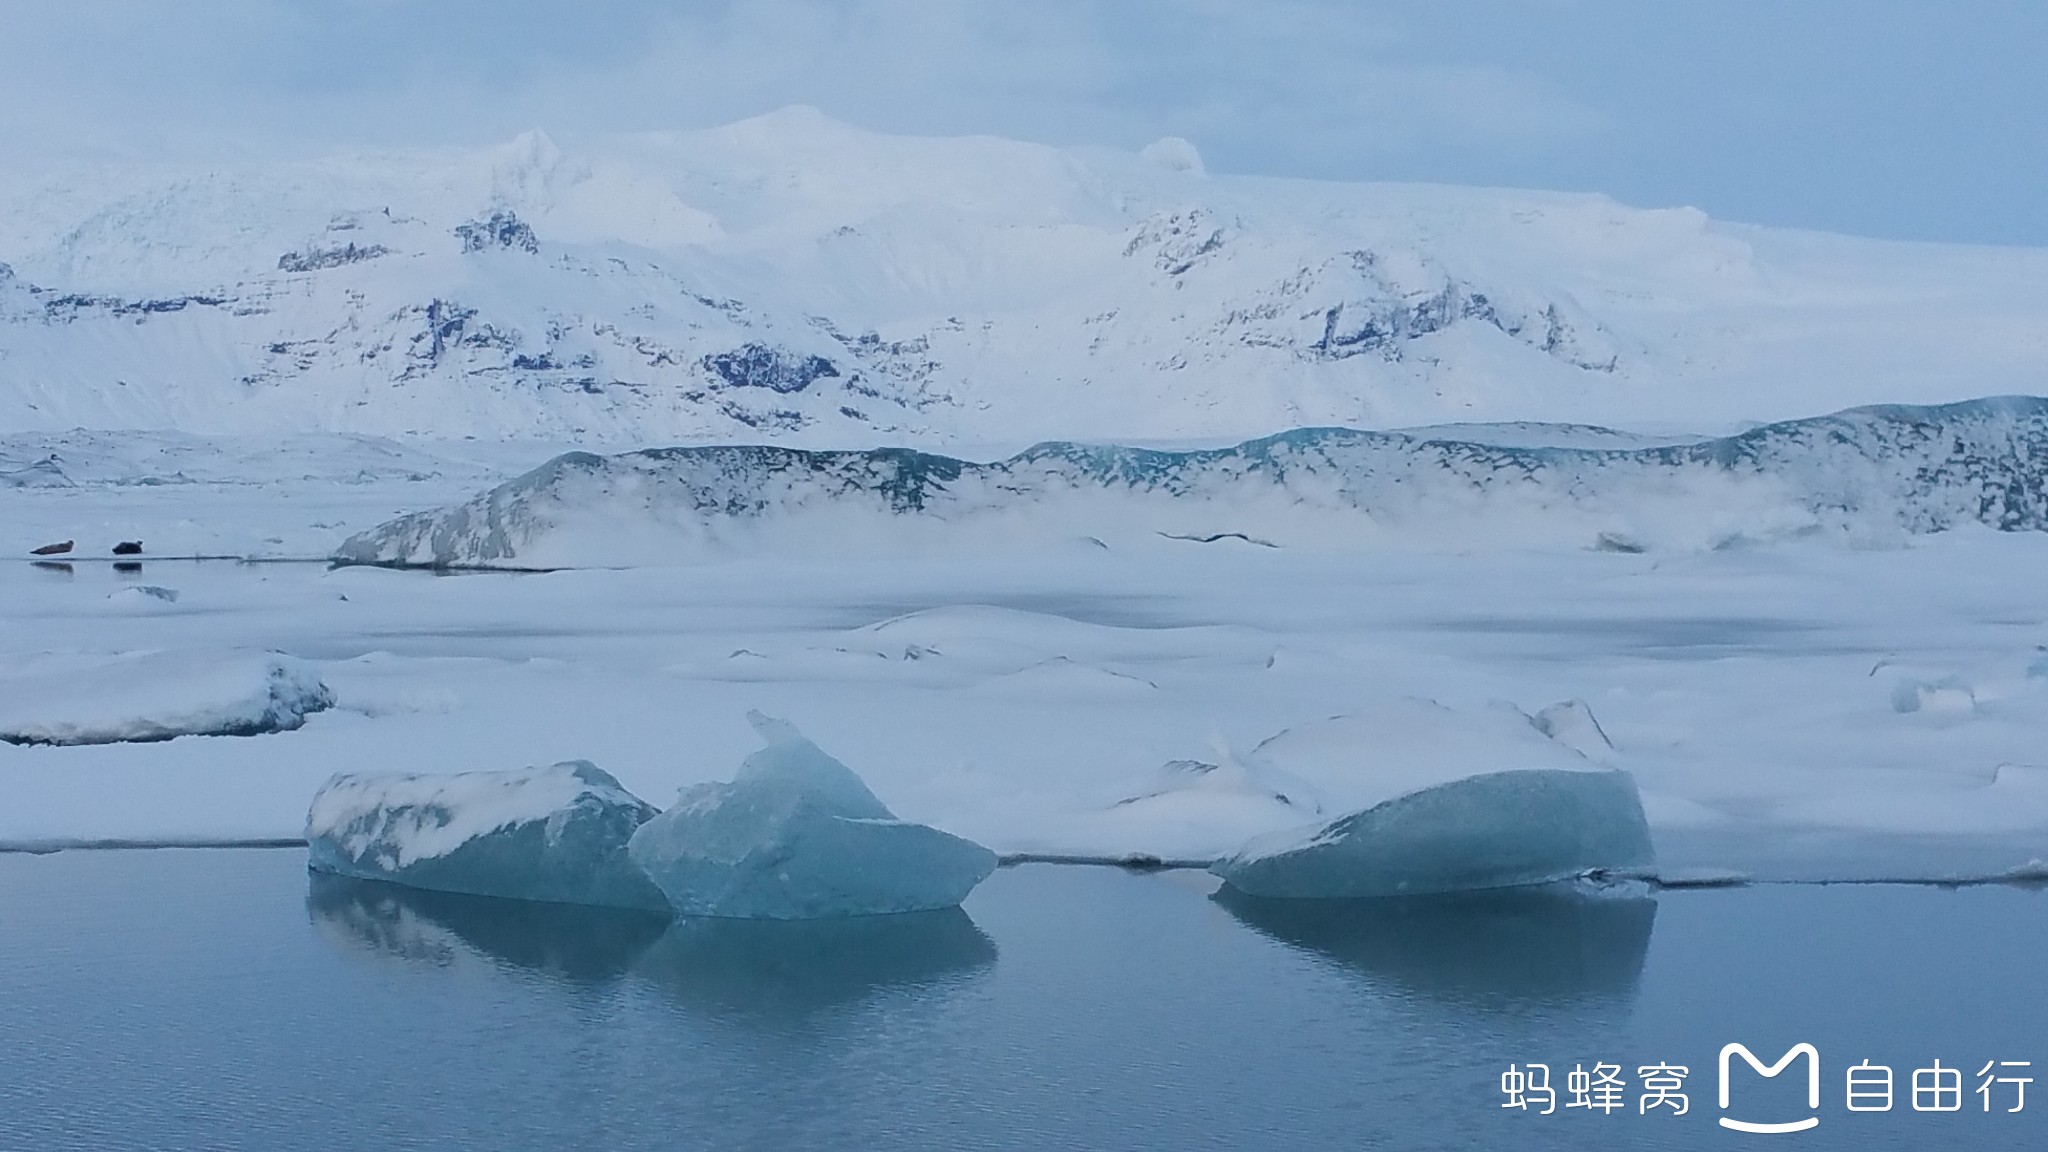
[4,0,2043,245]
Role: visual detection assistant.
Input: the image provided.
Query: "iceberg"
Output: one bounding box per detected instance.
[306,761,669,911]
[1213,767,1655,899]
[626,712,998,919]
[0,650,333,746]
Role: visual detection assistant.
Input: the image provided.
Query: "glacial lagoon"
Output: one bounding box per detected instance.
[3,849,2045,1151]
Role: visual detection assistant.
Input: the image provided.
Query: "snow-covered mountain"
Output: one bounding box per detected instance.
[3,107,2046,447]
[335,396,2048,567]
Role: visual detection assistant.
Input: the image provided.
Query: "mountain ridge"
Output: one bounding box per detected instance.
[3,110,2045,445]
[333,395,2048,568]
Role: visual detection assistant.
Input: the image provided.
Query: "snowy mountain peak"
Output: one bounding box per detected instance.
[1140,136,1205,177]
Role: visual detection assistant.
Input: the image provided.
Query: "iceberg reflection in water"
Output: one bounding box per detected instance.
[306,872,998,1014]
[307,873,671,982]
[636,909,998,1017]
[1213,881,1656,1006]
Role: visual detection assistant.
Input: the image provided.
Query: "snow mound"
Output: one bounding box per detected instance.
[105,585,180,607]
[1242,697,1596,812]
[306,760,668,910]
[1213,767,1655,899]
[626,712,998,919]
[0,650,333,746]
[334,397,2048,568]
[1117,742,1324,820]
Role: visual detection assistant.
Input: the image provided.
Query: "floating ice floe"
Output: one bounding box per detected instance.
[306,761,669,910]
[627,712,998,919]
[0,650,334,746]
[1211,698,1655,898]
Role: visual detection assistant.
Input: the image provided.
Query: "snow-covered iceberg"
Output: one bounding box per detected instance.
[626,712,998,919]
[306,760,669,910]
[1210,698,1655,898]
[0,650,334,746]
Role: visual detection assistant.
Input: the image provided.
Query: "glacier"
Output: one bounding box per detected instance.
[305,760,670,910]
[626,712,998,919]
[333,396,2048,568]
[0,650,333,746]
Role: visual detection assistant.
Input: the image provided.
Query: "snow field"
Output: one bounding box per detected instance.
[5,506,2048,882]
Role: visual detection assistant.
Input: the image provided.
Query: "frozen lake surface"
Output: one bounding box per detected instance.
[7,530,2048,881]
[2,850,2045,1151]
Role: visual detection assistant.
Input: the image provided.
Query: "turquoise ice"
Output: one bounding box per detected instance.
[627,712,997,919]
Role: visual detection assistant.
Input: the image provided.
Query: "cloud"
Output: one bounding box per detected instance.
[1,0,2041,243]
[0,0,1595,173]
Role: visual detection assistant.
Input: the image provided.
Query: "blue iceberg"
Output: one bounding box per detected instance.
[1212,768,1655,899]
[626,712,998,919]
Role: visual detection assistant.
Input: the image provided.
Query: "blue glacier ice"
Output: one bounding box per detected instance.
[626,712,998,919]
[1212,768,1655,899]
[306,761,668,910]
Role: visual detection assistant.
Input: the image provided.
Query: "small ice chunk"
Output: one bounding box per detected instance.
[107,585,179,604]
[1532,699,1616,763]
[626,712,997,919]
[1890,675,1977,715]
[0,650,333,746]
[1213,768,1655,899]
[306,761,668,910]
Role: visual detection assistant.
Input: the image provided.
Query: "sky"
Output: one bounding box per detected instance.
[3,0,2043,246]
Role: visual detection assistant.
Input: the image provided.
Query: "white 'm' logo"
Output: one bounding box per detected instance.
[1718,1043,1821,1134]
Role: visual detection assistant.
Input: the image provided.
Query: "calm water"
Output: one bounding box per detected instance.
[2,851,2045,1151]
